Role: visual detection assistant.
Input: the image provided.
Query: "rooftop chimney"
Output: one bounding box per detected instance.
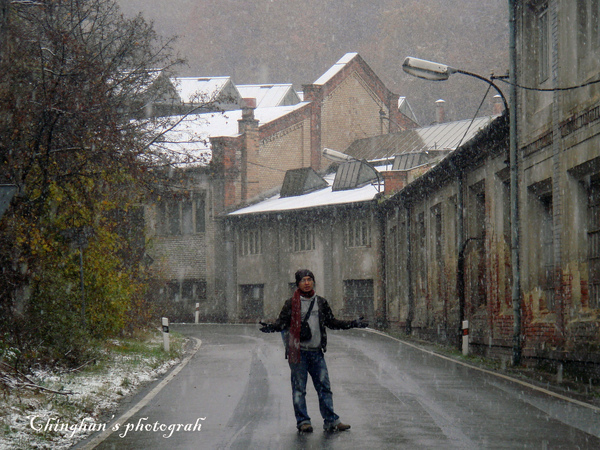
[435,99,446,123]
[492,94,504,115]
[381,170,408,196]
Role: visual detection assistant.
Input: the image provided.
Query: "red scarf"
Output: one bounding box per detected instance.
[288,288,315,364]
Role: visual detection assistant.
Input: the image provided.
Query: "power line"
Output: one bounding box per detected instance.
[495,76,600,92]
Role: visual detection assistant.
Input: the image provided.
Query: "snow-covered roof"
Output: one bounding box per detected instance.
[236,84,300,108]
[313,52,358,85]
[170,76,236,104]
[228,172,380,216]
[151,102,310,167]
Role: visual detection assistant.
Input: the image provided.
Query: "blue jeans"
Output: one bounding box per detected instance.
[289,349,340,429]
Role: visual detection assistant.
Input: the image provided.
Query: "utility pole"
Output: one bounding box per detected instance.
[509,0,522,366]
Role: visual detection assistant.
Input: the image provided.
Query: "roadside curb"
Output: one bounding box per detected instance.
[364,328,600,413]
[77,337,202,449]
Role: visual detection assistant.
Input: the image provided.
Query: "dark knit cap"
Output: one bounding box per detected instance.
[295,269,315,286]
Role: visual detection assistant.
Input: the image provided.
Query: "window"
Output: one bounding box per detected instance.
[239,227,261,256]
[588,176,600,309]
[431,204,443,261]
[343,279,373,318]
[416,211,427,291]
[538,6,550,83]
[468,181,487,310]
[291,223,315,252]
[163,279,206,303]
[240,284,264,320]
[576,0,600,75]
[539,192,555,310]
[529,179,555,311]
[346,219,371,247]
[593,0,600,48]
[156,193,206,236]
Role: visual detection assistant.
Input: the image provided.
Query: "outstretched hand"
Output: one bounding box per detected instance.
[259,321,276,333]
[351,316,368,328]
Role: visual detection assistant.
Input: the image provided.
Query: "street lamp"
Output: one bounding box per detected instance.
[402,57,508,112]
[402,56,521,365]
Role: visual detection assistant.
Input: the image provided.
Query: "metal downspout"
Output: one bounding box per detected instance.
[406,205,413,334]
[457,172,465,349]
[509,0,522,366]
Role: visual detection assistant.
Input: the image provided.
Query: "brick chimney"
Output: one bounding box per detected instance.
[381,170,408,196]
[435,99,446,123]
[238,98,259,202]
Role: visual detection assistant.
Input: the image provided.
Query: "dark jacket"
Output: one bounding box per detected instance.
[272,295,354,354]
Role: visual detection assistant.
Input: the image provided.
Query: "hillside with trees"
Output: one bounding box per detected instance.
[117,0,509,125]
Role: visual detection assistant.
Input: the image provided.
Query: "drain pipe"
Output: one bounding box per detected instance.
[406,205,413,335]
[509,0,522,366]
[456,171,465,349]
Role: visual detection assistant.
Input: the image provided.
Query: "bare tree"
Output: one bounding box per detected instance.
[0,0,189,367]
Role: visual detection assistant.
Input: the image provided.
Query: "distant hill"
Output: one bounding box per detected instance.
[117,0,508,126]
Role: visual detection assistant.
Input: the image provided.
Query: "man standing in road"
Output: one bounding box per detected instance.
[259,269,368,433]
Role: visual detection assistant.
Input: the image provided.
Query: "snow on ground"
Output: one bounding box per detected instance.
[0,334,184,449]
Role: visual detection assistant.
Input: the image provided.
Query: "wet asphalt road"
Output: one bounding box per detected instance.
[87,324,600,449]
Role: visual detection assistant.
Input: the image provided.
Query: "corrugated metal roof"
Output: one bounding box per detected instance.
[331,160,379,191]
[280,167,328,197]
[345,116,496,161]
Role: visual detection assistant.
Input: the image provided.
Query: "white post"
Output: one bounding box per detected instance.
[195,303,200,324]
[462,320,469,356]
[162,317,170,352]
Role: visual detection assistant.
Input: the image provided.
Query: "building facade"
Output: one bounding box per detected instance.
[382,0,600,375]
[145,53,416,321]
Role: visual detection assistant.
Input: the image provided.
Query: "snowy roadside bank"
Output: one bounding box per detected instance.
[0,331,185,449]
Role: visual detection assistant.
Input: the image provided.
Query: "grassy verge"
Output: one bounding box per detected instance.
[0,329,186,449]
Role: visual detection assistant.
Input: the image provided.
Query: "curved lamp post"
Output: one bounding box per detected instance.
[402,56,521,365]
[402,57,508,112]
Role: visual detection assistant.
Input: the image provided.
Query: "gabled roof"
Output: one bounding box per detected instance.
[313,52,358,85]
[150,103,310,167]
[170,76,241,104]
[345,116,497,161]
[236,84,301,108]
